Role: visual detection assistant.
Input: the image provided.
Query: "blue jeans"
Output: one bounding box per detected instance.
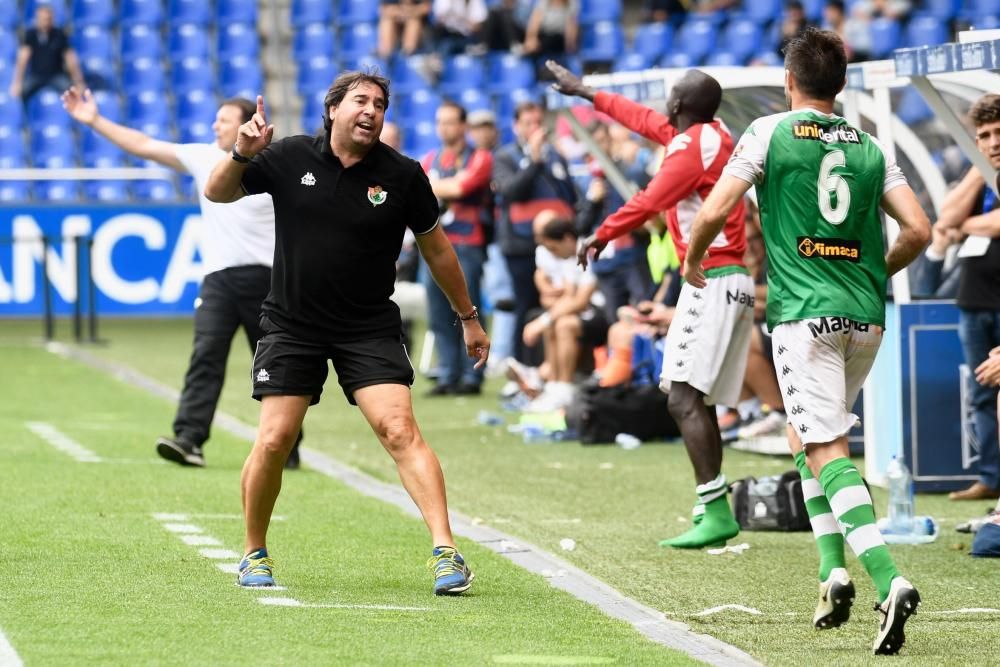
[421,244,486,387]
[959,308,1000,489]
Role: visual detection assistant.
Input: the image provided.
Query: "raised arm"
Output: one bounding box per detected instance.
[62,86,183,170]
[881,184,931,277]
[205,95,273,202]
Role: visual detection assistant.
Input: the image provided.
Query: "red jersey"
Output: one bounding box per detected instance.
[593,91,746,270]
[421,145,493,246]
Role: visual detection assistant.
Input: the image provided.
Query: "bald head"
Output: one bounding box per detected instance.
[532,209,563,238]
[667,70,722,129]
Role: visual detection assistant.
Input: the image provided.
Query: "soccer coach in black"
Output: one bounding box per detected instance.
[204,71,490,595]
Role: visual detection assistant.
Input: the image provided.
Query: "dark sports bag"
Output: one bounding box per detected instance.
[566,383,681,445]
[730,470,811,531]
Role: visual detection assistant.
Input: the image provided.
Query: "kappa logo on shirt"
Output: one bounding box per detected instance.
[300,172,316,186]
[367,185,388,206]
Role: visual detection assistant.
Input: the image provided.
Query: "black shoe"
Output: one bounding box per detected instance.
[285,441,301,469]
[454,383,482,396]
[872,577,920,655]
[156,436,204,467]
[425,384,455,397]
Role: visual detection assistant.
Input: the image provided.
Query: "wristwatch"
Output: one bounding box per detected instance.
[231,147,251,164]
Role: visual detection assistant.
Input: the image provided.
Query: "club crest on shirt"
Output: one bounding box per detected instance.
[367,185,388,206]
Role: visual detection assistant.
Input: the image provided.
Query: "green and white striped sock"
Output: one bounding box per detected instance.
[794,451,846,581]
[819,457,900,602]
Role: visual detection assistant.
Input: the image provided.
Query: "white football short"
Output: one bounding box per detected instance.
[771,317,883,446]
[659,271,755,407]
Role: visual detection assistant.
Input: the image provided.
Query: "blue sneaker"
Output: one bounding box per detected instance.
[238,548,275,587]
[427,546,474,595]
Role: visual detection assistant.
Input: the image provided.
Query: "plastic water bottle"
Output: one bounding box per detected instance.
[615,433,641,450]
[477,410,505,426]
[886,455,914,533]
[521,425,550,444]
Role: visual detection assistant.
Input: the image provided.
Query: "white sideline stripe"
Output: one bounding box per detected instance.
[0,627,24,667]
[181,535,223,546]
[25,421,102,463]
[693,605,763,617]
[199,548,240,560]
[258,597,303,607]
[801,478,824,501]
[809,513,841,538]
[162,523,203,534]
[256,597,432,612]
[153,512,285,522]
[153,513,189,521]
[925,608,1000,615]
[493,655,615,665]
[829,485,872,518]
[845,524,885,556]
[216,563,240,575]
[57,343,760,667]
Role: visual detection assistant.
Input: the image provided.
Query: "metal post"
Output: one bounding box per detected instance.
[41,236,54,341]
[73,235,83,342]
[86,236,99,343]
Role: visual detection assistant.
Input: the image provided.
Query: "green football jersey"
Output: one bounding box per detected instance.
[725,108,907,330]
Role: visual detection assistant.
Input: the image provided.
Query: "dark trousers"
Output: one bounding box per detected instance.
[595,259,654,322]
[503,253,540,364]
[959,308,1000,489]
[173,265,271,447]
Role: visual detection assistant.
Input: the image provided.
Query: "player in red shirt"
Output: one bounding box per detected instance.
[548,61,752,549]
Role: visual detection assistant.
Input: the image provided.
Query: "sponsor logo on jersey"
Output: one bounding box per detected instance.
[807,316,871,338]
[791,120,861,145]
[797,236,861,262]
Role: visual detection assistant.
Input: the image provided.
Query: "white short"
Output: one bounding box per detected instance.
[659,271,755,407]
[771,317,883,446]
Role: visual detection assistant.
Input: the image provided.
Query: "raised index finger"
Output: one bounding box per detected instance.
[256,95,265,120]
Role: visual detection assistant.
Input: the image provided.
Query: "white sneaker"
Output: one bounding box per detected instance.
[506,358,543,399]
[737,410,787,439]
[522,383,573,413]
[872,576,920,655]
[813,567,854,629]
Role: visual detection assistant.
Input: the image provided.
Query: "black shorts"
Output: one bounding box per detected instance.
[251,317,415,406]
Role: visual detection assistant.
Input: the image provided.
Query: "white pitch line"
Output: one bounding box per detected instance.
[694,605,763,617]
[25,421,102,463]
[924,608,1000,616]
[0,627,24,667]
[216,563,240,575]
[258,597,302,607]
[152,512,285,522]
[199,548,240,560]
[180,535,222,546]
[153,513,189,521]
[162,523,203,534]
[256,597,431,611]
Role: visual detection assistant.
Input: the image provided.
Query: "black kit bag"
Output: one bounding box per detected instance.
[567,382,681,445]
[730,470,811,531]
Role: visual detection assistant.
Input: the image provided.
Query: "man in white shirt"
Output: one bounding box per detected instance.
[60,87,299,468]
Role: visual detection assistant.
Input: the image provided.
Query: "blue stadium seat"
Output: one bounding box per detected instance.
[121,24,163,61]
[869,18,901,58]
[340,22,378,59]
[90,89,122,122]
[676,17,718,64]
[27,90,68,127]
[80,56,116,91]
[37,180,81,202]
[896,87,933,125]
[579,21,625,63]
[297,55,338,95]
[170,24,211,62]
[631,22,673,61]
[339,0,380,25]
[30,125,76,164]
[0,26,18,63]
[72,0,114,27]
[127,90,169,125]
[398,88,443,123]
[293,22,335,61]
[660,51,694,68]
[438,55,485,97]
[179,122,214,144]
[402,120,437,158]
[73,25,113,61]
[81,127,124,163]
[84,179,130,202]
[218,23,260,62]
[169,0,211,25]
[801,0,824,20]
[133,177,178,201]
[220,57,263,98]
[740,0,783,23]
[176,89,216,124]
[705,51,741,66]
[291,0,333,27]
[391,56,434,94]
[120,0,164,27]
[494,87,536,121]
[612,52,650,72]
[0,0,17,29]
[486,54,535,94]
[457,87,491,113]
[724,19,762,64]
[578,0,622,24]
[972,15,1000,30]
[172,57,214,94]
[967,0,1000,17]
[343,54,389,74]
[0,159,32,202]
[0,123,23,160]
[300,88,326,134]
[906,16,948,48]
[916,0,960,19]
[23,0,68,26]
[218,0,256,25]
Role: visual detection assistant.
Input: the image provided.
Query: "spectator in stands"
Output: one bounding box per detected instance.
[523,0,579,58]
[468,109,499,152]
[854,0,911,20]
[643,0,689,24]
[777,1,814,57]
[378,0,431,58]
[692,0,739,14]
[910,217,962,299]
[60,87,302,469]
[943,95,1000,501]
[381,121,403,151]
[483,0,528,53]
[420,101,493,395]
[431,0,489,56]
[9,5,84,105]
[494,101,578,364]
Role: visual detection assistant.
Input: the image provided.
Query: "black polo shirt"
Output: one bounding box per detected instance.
[25,28,70,78]
[242,132,439,342]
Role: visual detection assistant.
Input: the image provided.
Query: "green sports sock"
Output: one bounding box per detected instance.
[660,475,740,549]
[819,457,900,602]
[795,451,846,581]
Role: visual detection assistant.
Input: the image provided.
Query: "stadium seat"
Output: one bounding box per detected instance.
[297,55,338,95]
[168,0,211,25]
[340,22,378,59]
[800,0,824,20]
[220,57,263,98]
[676,17,718,64]
[218,0,256,25]
[300,88,326,134]
[37,180,81,202]
[967,0,1000,17]
[740,0,783,24]
[579,21,625,64]
[30,125,76,165]
[391,56,434,94]
[869,18,901,58]
[169,24,211,62]
[457,87,491,113]
[73,24,113,61]
[172,57,215,95]
[0,0,17,30]
[120,0,164,27]
[0,26,17,63]
[0,158,32,201]
[494,87,537,121]
[438,54,485,97]
[179,122,214,144]
[291,0,333,27]
[578,0,622,25]
[486,54,535,95]
[631,22,673,61]
[612,53,650,72]
[339,0,380,25]
[218,23,260,62]
[916,0,960,19]
[90,89,122,122]
[293,23,335,61]
[0,91,23,129]
[133,178,178,201]
[121,24,163,61]
[896,87,933,125]
[402,120,437,158]
[724,19,762,64]
[127,90,170,126]
[72,0,114,27]
[660,51,694,68]
[398,88,443,123]
[80,56,116,91]
[972,15,1000,30]
[906,16,948,48]
[81,128,124,163]
[23,0,68,25]
[124,58,168,95]
[27,90,68,127]
[0,123,23,160]
[343,54,389,74]
[705,51,741,66]
[176,89,217,125]
[84,179,130,202]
